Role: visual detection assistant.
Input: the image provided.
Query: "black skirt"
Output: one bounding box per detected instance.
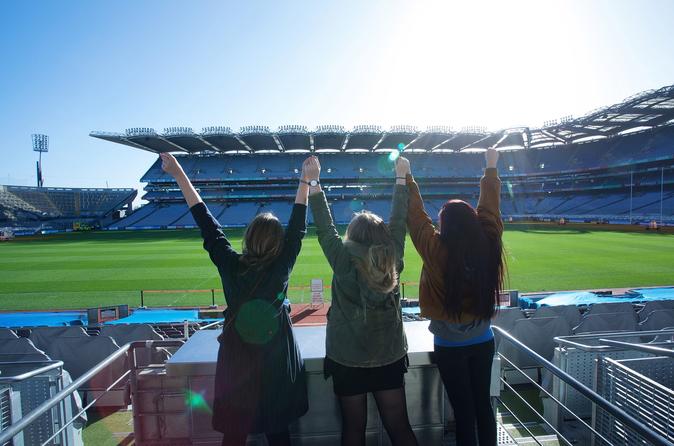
[324,355,409,396]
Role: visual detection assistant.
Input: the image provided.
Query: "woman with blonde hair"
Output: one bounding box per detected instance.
[406,148,505,446]
[307,155,418,446]
[161,152,311,446]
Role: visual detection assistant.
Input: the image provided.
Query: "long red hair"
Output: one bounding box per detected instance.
[438,200,505,321]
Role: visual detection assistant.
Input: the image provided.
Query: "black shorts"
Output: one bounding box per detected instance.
[324,355,409,397]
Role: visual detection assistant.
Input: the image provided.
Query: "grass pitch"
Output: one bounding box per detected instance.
[1,225,673,311]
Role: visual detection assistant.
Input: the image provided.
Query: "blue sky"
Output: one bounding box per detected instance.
[1,0,673,204]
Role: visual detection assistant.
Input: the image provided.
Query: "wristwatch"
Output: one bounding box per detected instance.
[300,179,320,187]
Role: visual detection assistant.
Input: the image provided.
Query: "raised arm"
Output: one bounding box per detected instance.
[389,157,410,267]
[477,148,504,238]
[160,153,238,268]
[306,157,352,275]
[277,158,312,270]
[406,165,442,266]
[161,153,202,208]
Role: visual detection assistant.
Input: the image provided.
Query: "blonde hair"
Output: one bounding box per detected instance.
[240,212,284,269]
[345,211,398,294]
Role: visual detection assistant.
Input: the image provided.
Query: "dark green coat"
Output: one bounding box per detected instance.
[309,185,409,367]
[191,202,308,434]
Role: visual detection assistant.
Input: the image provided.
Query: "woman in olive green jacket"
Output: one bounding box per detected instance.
[306,156,418,446]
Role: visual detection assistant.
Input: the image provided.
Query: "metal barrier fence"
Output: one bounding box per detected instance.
[139,282,421,307]
[551,330,674,421]
[4,325,672,445]
[0,360,70,446]
[593,339,674,445]
[0,340,184,446]
[492,326,672,446]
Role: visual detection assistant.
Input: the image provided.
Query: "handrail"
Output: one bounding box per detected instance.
[0,360,63,383]
[554,328,674,351]
[40,369,132,446]
[199,319,224,331]
[0,339,184,445]
[492,325,672,446]
[497,349,611,444]
[599,339,674,357]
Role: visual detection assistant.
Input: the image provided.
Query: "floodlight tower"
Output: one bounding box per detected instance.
[32,134,49,188]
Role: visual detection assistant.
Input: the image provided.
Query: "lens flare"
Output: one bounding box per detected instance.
[349,199,364,212]
[185,390,212,414]
[377,155,395,175]
[388,149,400,162]
[235,299,280,344]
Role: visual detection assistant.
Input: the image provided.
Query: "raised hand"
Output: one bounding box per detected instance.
[160,152,183,178]
[302,156,321,181]
[485,148,499,169]
[395,156,411,178]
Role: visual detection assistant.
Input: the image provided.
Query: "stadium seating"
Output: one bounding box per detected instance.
[28,326,89,351]
[100,324,167,366]
[492,307,526,348]
[498,316,572,368]
[38,336,129,406]
[0,338,44,355]
[584,302,638,320]
[572,312,639,334]
[100,324,163,345]
[0,328,18,339]
[639,310,674,332]
[0,352,50,362]
[0,185,136,231]
[638,300,674,320]
[92,123,674,229]
[532,305,581,327]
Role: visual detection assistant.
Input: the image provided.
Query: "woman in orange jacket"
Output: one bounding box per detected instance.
[406,148,505,446]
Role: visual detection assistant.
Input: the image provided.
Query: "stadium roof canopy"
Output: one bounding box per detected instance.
[91,84,674,154]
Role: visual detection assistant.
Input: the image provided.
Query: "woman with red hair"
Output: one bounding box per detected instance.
[406,148,505,446]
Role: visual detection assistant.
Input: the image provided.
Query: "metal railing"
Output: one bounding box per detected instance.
[493,325,672,446]
[0,340,184,446]
[0,360,63,383]
[198,319,224,331]
[554,329,674,352]
[599,338,674,357]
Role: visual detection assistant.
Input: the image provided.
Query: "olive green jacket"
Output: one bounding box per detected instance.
[309,185,409,367]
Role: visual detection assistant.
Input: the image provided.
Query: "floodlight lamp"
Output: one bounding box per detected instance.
[426,126,452,134]
[316,125,345,133]
[32,134,49,152]
[203,126,232,135]
[509,165,514,171]
[326,168,332,173]
[390,125,417,133]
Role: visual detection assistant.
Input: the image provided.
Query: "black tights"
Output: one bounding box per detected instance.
[338,387,418,446]
[435,339,497,446]
[220,430,291,446]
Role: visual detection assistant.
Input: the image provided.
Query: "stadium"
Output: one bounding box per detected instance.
[2,82,674,445]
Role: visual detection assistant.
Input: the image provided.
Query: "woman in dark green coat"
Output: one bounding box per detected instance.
[161,152,311,446]
[306,156,418,446]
